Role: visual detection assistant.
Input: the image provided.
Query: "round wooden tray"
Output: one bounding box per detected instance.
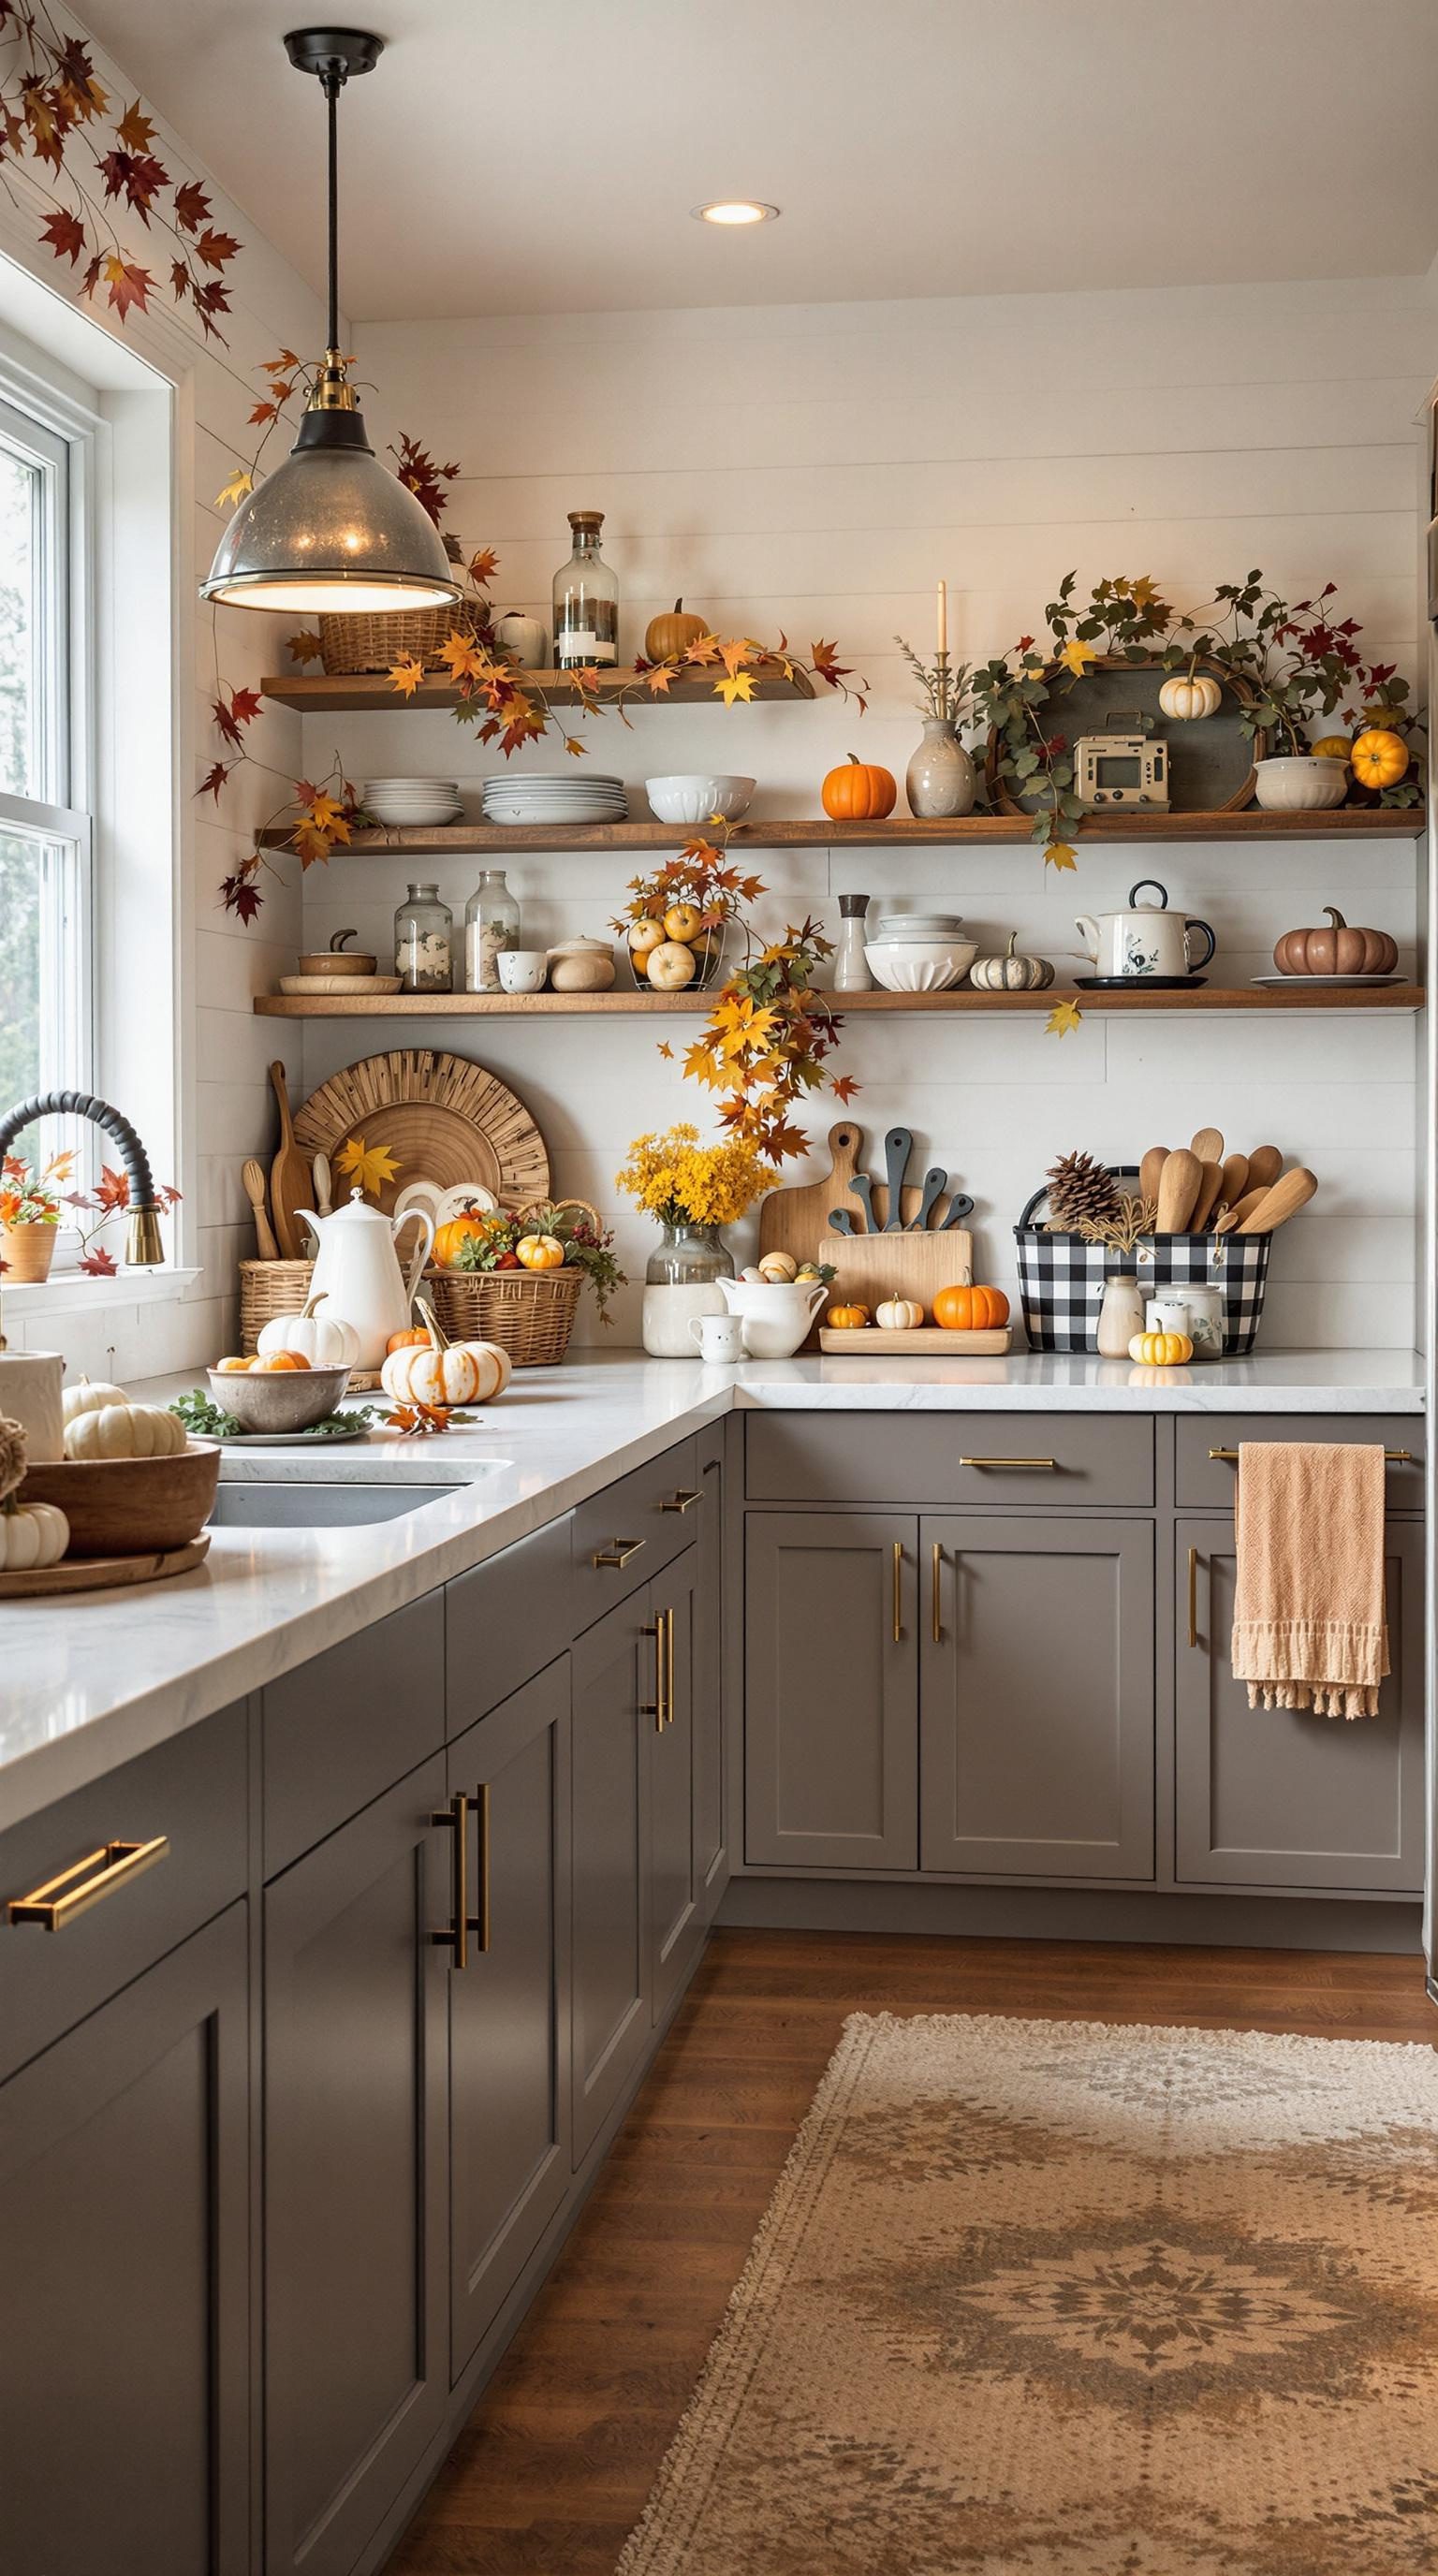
[0,1534,210,1597]
[292,1049,550,1215]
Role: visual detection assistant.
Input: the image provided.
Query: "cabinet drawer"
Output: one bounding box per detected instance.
[0,1702,247,2083]
[745,1414,1152,1509]
[571,1436,702,1629]
[447,1513,574,1736]
[1176,1416,1423,1514]
[263,1592,445,1877]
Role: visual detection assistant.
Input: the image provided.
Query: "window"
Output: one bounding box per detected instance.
[0,382,90,1116]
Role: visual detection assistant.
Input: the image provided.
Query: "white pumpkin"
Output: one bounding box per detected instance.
[257,1293,360,1370]
[61,1377,129,1424]
[968,931,1055,992]
[1158,672,1222,722]
[380,1304,511,1409]
[0,1498,68,1569]
[65,1401,188,1461]
[875,1298,924,1331]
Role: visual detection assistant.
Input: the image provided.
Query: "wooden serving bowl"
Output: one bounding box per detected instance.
[20,1440,221,1559]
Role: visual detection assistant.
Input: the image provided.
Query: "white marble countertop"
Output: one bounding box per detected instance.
[0,1346,1423,1827]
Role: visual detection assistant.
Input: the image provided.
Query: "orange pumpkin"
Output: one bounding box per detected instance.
[933,1282,1009,1331]
[515,1232,565,1272]
[826,1303,871,1329]
[214,1354,253,1372]
[433,1209,502,1269]
[821,753,897,821]
[1349,727,1408,789]
[386,1325,431,1354]
[254,1348,309,1372]
[644,597,708,662]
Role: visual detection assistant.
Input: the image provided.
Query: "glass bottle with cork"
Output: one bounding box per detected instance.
[552,510,618,669]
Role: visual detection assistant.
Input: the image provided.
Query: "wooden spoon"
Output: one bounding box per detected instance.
[1190,1126,1224,1166]
[1244,1145,1284,1194]
[1217,1153,1249,1221]
[1190,1161,1225,1230]
[1238,1166,1317,1233]
[1138,1145,1169,1208]
[1156,1148,1201,1233]
[242,1157,279,1261]
[267,1061,309,1261]
[1215,1186,1270,1234]
[312,1152,333,1218]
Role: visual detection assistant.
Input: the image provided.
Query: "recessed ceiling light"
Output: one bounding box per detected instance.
[693,200,780,227]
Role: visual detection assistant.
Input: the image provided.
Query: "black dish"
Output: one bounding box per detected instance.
[1074,974,1209,991]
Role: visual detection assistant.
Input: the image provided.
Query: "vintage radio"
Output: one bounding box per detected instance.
[1074,729,1169,811]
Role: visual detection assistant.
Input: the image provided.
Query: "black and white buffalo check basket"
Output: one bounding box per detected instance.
[1015,1168,1272,1355]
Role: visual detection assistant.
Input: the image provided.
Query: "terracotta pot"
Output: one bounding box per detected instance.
[21,1439,220,1557]
[1,1222,58,1284]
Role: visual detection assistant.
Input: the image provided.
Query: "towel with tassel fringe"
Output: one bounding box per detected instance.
[1230,1442,1388,1721]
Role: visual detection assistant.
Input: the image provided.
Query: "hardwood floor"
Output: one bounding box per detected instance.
[384,1927,1436,2574]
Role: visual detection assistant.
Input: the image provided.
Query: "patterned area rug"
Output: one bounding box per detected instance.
[616,2012,1438,2576]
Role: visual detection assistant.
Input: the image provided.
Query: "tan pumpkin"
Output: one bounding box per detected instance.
[875,1297,924,1331]
[0,1497,68,1569]
[644,597,708,662]
[257,1292,360,1369]
[968,931,1054,992]
[65,1400,188,1460]
[379,1302,511,1408]
[1158,672,1222,722]
[1128,1329,1193,1368]
[1272,906,1398,977]
[60,1376,128,1424]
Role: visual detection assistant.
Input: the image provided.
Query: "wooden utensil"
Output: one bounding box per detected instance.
[1156,1148,1201,1232]
[1190,1126,1224,1166]
[1244,1144,1284,1194]
[1217,1153,1249,1219]
[1238,1166,1317,1233]
[313,1152,333,1217]
[1138,1146,1169,1207]
[267,1061,312,1260]
[1190,1162,1225,1230]
[242,1157,279,1261]
[1215,1187,1270,1234]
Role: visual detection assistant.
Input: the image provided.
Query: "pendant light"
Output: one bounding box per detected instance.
[201,29,460,615]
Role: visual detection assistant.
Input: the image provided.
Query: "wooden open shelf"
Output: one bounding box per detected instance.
[257,807,1424,855]
[255,983,1425,1020]
[261,662,815,713]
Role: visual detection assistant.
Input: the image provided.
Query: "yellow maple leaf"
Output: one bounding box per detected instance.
[1126,574,1158,610]
[336,1133,401,1196]
[1058,638,1095,680]
[715,669,756,708]
[438,631,485,682]
[287,629,324,665]
[1046,998,1083,1037]
[302,792,345,832]
[1045,841,1078,873]
[389,657,425,698]
[213,467,253,512]
[719,636,756,678]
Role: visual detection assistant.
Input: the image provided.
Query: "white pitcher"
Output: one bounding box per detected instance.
[292,1188,434,1368]
[714,1275,827,1359]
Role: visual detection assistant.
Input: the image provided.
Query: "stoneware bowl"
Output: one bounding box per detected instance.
[20,1440,221,1557]
[864,939,976,992]
[298,949,377,976]
[644,774,755,824]
[1252,755,1349,812]
[207,1364,351,1434]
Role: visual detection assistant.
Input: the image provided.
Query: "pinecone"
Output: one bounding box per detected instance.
[1046,1149,1123,1234]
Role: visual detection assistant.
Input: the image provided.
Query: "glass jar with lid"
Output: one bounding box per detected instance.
[552,509,618,669]
[393,883,452,993]
[462,869,521,991]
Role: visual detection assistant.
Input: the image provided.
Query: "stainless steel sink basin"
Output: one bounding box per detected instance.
[208,1484,455,1529]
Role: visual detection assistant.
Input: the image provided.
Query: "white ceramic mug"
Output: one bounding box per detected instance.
[689,1311,744,1363]
[1146,1295,1195,1339]
[1178,1282,1225,1357]
[496,949,550,993]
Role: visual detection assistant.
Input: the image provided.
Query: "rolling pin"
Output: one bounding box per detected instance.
[1190,1161,1225,1230]
[1155,1148,1201,1232]
[1238,1166,1317,1233]
[1138,1145,1168,1208]
[1244,1144,1284,1194]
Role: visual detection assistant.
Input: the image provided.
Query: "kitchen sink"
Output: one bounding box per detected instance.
[208,1483,456,1529]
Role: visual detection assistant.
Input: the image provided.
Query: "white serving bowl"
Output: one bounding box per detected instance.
[645,774,755,825]
[864,939,976,993]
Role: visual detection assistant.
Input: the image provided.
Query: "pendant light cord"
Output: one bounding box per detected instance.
[323,62,342,354]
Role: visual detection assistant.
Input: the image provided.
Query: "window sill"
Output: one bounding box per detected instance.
[0,1266,202,1320]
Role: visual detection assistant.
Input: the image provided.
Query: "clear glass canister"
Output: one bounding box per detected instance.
[552,509,619,669]
[463,869,521,992]
[640,1220,736,1357]
[394,882,452,993]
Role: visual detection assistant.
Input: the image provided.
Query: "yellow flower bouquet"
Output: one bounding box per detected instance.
[615,1126,769,1231]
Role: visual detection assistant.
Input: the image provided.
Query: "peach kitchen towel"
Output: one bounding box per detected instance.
[1230,1442,1388,1720]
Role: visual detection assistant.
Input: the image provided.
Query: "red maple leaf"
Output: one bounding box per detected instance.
[198,761,230,802]
[829,1074,861,1105]
[79,1247,118,1277]
[106,258,154,322]
[172,179,212,234]
[39,206,85,265]
[212,686,261,747]
[94,1165,131,1213]
[98,147,168,223]
[220,871,264,924]
[194,227,239,271]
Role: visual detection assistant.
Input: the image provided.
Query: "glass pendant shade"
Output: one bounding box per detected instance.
[201,408,460,613]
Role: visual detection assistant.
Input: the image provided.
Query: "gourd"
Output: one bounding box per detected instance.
[254,1350,309,1372]
[1158,672,1222,722]
[65,1400,188,1459]
[379,1303,511,1408]
[1128,1329,1193,1368]
[1349,727,1408,789]
[757,1251,798,1282]
[932,1283,1010,1330]
[645,940,697,989]
[1309,734,1352,764]
[826,1304,870,1328]
[968,931,1054,993]
[433,1208,501,1269]
[821,753,897,821]
[515,1232,565,1272]
[386,1325,431,1354]
[60,1377,128,1424]
[257,1292,360,1369]
[644,597,707,662]
[0,1498,67,1569]
[875,1298,924,1331]
[1272,906,1398,977]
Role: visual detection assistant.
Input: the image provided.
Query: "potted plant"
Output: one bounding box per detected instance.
[1184,575,1362,810]
[0,1149,71,1281]
[615,1128,770,1356]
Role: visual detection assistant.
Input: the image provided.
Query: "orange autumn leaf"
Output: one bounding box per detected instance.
[389,656,426,697]
[715,669,756,707]
[467,548,499,588]
[287,630,324,665]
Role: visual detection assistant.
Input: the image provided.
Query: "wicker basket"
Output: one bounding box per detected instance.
[317,604,454,677]
[239,1257,314,1354]
[426,1265,582,1367]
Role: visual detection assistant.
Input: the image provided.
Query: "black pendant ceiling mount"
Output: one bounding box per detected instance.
[201,27,459,615]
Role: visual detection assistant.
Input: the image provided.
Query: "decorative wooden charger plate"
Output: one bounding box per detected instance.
[292,1049,550,1216]
[0,1535,211,1597]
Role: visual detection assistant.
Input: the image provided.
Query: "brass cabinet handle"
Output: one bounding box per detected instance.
[1209,1446,1413,1464]
[959,1456,1058,1471]
[593,1537,645,1569]
[666,1603,675,1727]
[7,1835,169,1931]
[891,1540,903,1644]
[661,1488,702,1514]
[1187,1545,1199,1650]
[430,1793,480,1969]
[475,1780,492,1955]
[642,1617,667,1730]
[931,1541,944,1645]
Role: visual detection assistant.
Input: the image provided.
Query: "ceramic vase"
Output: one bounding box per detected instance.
[641,1221,736,1357]
[905,719,976,820]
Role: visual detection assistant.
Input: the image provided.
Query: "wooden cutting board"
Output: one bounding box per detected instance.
[819,1325,1010,1355]
[0,1535,211,1598]
[828,1227,975,1317]
[758,1122,964,1258]
[268,1061,312,1259]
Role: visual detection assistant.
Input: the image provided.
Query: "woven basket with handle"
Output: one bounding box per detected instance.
[318,603,458,677]
[422,1199,597,1367]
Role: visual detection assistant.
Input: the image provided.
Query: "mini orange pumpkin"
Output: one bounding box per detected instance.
[386,1325,431,1354]
[826,1303,871,1329]
[433,1208,503,1269]
[254,1348,309,1372]
[821,752,897,821]
[1350,727,1408,789]
[933,1283,1009,1331]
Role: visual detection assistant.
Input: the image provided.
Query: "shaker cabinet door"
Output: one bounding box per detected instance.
[920,1515,1154,1881]
[1175,1518,1423,1892]
[693,1433,727,1915]
[744,1513,918,1871]
[570,1588,653,2164]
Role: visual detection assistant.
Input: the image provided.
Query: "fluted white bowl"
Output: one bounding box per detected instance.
[864,940,976,992]
[645,774,755,824]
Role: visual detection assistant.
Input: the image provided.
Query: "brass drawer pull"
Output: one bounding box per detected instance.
[475,1781,492,1955]
[891,1540,903,1645]
[1187,1545,1199,1650]
[593,1537,645,1569]
[642,1617,667,1729]
[931,1541,944,1645]
[430,1793,481,1969]
[1209,1446,1413,1464]
[661,1488,702,1514]
[7,1835,169,1931]
[959,1456,1058,1471]
[667,1603,675,1726]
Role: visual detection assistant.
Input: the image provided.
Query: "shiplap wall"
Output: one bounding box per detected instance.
[289,279,1436,1348]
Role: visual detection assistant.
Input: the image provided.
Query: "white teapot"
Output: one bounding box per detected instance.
[714,1275,827,1359]
[1074,878,1216,981]
[293,1189,434,1368]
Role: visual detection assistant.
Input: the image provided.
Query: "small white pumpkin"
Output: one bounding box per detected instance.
[968,931,1055,993]
[875,1297,924,1331]
[380,1302,511,1409]
[1158,672,1222,722]
[0,1498,68,1569]
[60,1376,129,1425]
[257,1292,360,1371]
[65,1401,188,1461]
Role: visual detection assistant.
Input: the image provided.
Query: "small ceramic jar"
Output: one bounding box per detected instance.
[1145,1295,1195,1341]
[1175,1282,1225,1358]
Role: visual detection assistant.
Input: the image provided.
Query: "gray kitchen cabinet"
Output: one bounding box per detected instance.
[920,1515,1155,1880]
[0,1901,249,2575]
[745,1512,918,1870]
[448,1656,572,2383]
[693,1429,726,1913]
[263,1593,445,1877]
[651,1549,700,2021]
[1176,1517,1424,1891]
[570,1586,653,2162]
[264,1753,450,2576]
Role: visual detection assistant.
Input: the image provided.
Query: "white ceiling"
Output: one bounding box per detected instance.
[82,0,1438,319]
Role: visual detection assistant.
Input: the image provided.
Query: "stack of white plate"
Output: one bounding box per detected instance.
[865,912,976,992]
[873,912,965,940]
[364,777,462,826]
[481,772,627,827]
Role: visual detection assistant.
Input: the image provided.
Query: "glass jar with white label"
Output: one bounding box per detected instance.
[552,509,619,669]
[394,883,452,993]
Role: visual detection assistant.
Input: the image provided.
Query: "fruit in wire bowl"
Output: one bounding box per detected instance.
[205,1360,353,1434]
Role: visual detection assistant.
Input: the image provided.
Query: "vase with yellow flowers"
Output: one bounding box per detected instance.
[616,1126,769,1356]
